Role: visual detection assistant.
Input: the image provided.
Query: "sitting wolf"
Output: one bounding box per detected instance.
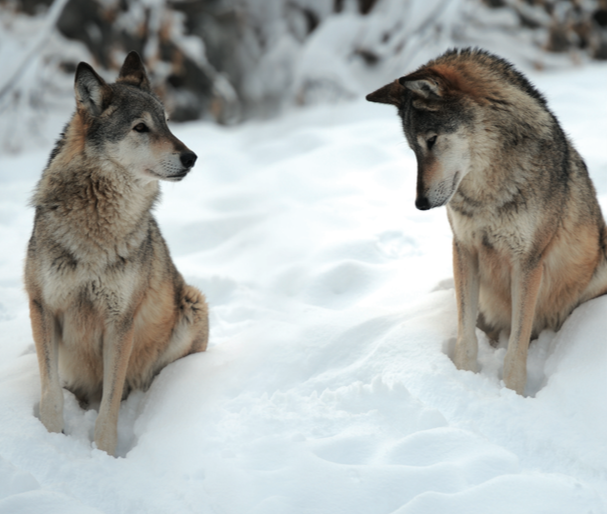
[25,52,209,455]
[367,48,607,394]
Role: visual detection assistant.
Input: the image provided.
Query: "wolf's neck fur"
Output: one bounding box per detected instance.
[33,127,160,266]
[454,89,558,211]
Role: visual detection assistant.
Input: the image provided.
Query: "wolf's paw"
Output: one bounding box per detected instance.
[502,352,526,395]
[453,356,478,373]
[39,391,65,434]
[453,348,478,373]
[40,413,64,434]
[94,420,118,457]
[452,335,479,373]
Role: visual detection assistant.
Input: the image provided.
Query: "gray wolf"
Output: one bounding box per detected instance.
[367,48,607,394]
[25,51,209,455]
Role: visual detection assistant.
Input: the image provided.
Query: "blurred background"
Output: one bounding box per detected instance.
[0,0,606,153]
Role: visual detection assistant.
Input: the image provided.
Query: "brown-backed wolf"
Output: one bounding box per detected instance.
[367,48,607,395]
[25,51,209,455]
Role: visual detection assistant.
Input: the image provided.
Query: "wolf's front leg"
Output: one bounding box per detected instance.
[30,299,64,434]
[503,261,543,395]
[452,240,480,372]
[94,321,135,456]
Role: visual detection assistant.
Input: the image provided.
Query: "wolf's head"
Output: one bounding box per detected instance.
[367,62,482,211]
[73,52,197,182]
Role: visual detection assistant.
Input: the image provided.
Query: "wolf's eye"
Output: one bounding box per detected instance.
[133,123,149,133]
[427,135,437,150]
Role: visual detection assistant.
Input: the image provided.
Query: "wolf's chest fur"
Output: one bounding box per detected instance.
[447,175,540,258]
[31,163,159,318]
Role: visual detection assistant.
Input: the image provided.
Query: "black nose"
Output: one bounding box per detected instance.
[415,197,431,211]
[180,151,197,169]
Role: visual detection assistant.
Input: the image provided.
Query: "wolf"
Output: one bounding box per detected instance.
[25,51,209,456]
[367,48,607,394]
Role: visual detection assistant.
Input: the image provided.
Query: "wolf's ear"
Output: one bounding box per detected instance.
[75,63,112,117]
[117,51,151,92]
[366,80,405,107]
[399,77,442,99]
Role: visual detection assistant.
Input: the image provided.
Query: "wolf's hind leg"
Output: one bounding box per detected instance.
[179,284,209,354]
[148,283,209,385]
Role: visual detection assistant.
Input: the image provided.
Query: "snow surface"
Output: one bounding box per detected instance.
[1,62,607,513]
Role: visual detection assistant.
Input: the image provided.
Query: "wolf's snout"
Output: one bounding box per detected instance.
[180,151,197,169]
[415,196,431,211]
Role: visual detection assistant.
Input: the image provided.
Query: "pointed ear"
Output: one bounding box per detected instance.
[117,51,151,92]
[366,79,405,107]
[74,62,111,116]
[399,77,441,99]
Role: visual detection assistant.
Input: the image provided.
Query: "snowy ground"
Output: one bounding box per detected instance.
[1,61,607,513]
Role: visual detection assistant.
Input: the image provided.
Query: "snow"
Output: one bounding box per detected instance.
[1,59,607,513]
